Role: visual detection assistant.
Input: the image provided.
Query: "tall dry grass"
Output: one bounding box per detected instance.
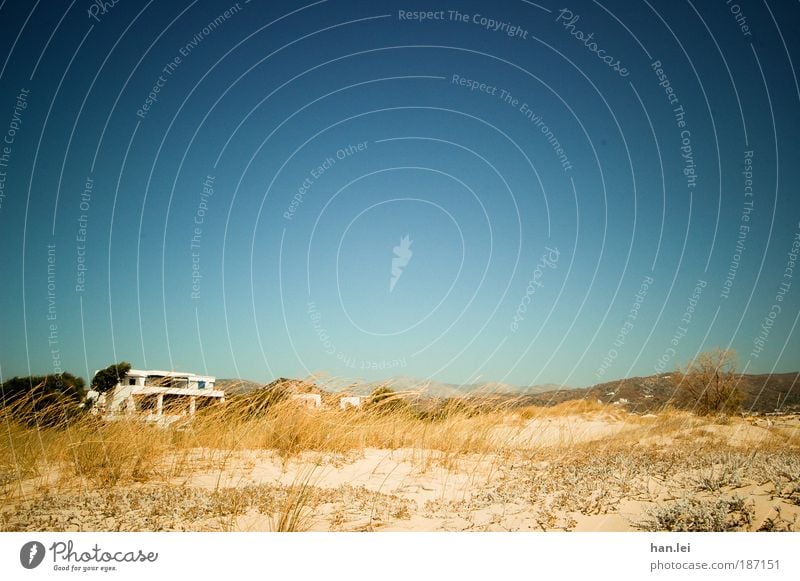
[3,391,795,495]
[2,388,798,532]
[1,389,527,497]
[184,389,521,459]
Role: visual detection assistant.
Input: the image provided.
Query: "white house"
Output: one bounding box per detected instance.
[339,396,362,410]
[96,369,224,424]
[291,393,322,409]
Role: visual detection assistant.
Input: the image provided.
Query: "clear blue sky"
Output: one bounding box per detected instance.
[0,0,798,388]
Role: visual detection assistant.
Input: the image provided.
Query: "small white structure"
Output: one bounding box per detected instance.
[291,393,321,409]
[97,369,224,425]
[339,396,362,410]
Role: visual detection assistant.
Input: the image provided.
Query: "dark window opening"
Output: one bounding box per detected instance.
[162,394,190,414]
[134,395,159,412]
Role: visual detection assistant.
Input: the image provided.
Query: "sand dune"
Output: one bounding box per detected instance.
[3,405,798,532]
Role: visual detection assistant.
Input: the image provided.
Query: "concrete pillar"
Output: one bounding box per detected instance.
[190,397,196,416]
[157,394,164,417]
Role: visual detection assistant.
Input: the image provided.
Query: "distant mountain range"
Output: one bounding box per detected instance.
[214,378,264,395]
[216,375,570,398]
[517,372,800,414]
[349,376,570,398]
[217,371,799,413]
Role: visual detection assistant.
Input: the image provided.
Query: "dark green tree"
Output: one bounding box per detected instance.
[0,372,86,427]
[1,373,85,403]
[90,361,132,394]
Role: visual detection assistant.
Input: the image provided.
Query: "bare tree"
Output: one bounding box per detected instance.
[672,348,743,416]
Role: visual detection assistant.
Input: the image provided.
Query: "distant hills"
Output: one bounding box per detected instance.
[217,371,799,414]
[352,376,570,398]
[518,372,800,414]
[213,378,263,395]
[216,375,570,399]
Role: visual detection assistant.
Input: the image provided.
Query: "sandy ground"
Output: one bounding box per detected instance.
[2,413,799,532]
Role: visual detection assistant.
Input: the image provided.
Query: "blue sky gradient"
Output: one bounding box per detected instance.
[0,0,798,388]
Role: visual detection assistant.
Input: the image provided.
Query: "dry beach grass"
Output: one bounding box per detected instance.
[1,390,799,532]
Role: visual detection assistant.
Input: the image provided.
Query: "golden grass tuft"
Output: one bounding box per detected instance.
[516,398,612,419]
